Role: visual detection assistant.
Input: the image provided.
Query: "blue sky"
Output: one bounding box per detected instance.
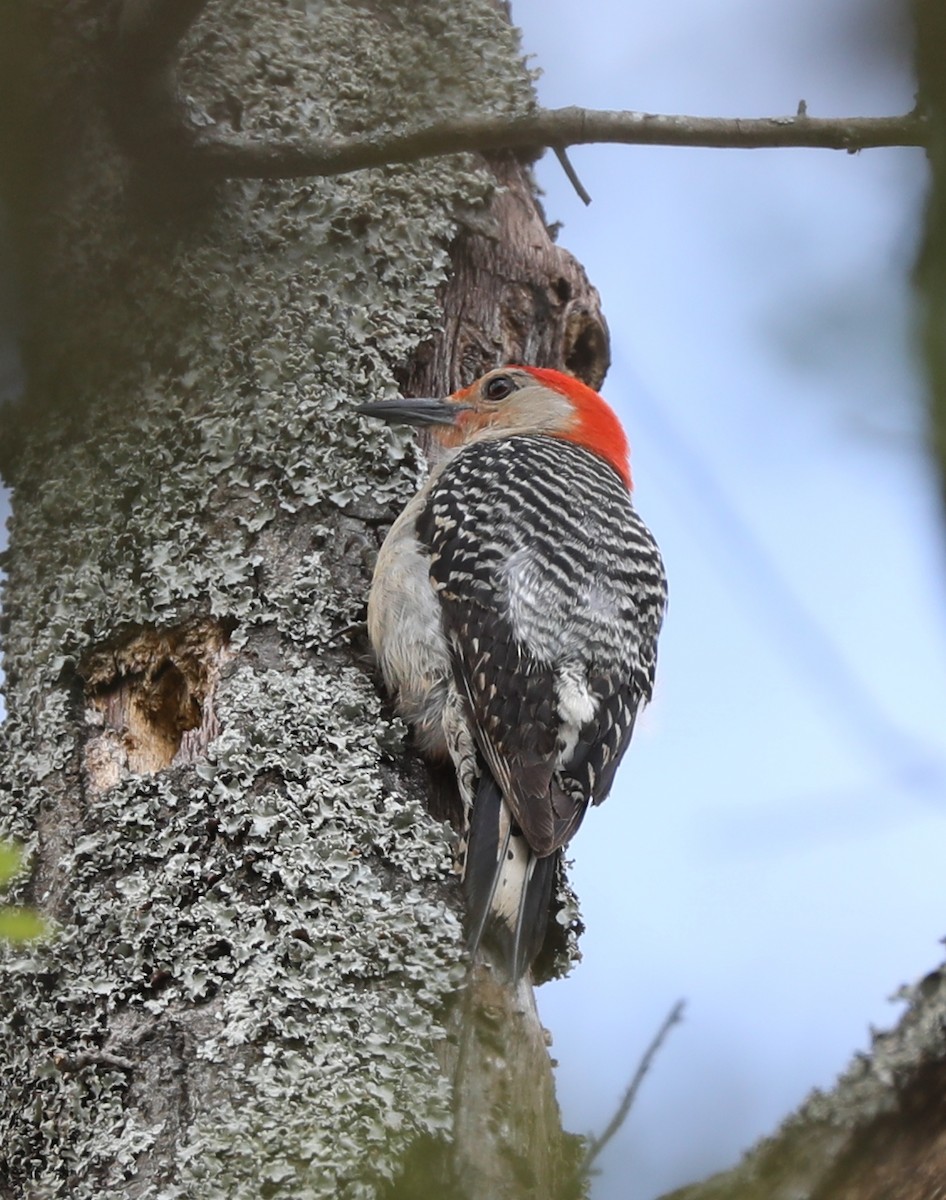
[2,2,945,1196]
[513,1,946,1196]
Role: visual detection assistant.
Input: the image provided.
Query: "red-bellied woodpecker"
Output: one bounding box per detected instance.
[358,366,666,981]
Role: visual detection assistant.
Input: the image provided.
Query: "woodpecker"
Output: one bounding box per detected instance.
[358,366,666,981]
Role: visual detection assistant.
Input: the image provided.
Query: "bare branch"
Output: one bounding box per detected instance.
[181,108,927,181]
[581,999,686,1177]
[108,3,925,181]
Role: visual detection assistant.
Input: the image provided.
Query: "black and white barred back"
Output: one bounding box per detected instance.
[415,434,667,976]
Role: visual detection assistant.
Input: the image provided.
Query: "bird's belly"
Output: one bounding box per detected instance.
[367,511,452,757]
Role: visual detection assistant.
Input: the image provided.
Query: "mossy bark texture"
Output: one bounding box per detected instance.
[0,2,605,1196]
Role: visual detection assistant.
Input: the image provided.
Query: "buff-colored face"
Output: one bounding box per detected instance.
[356,364,631,487]
[436,368,578,449]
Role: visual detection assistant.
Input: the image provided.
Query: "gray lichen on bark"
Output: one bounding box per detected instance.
[0,1,568,1196]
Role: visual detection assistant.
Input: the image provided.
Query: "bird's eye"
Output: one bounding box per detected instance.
[483,375,515,403]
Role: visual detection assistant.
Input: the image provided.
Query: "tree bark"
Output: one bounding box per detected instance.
[0,2,604,1196]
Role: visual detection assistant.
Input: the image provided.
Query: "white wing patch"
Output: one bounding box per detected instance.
[500,544,551,654]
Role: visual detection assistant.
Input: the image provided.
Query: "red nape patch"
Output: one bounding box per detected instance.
[521,367,632,489]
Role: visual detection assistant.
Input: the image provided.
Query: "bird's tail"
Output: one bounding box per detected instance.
[464,772,557,981]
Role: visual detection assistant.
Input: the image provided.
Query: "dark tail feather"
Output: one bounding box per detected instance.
[511,851,557,982]
[465,774,511,961]
[464,773,557,981]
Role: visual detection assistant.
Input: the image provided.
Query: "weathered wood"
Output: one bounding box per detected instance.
[81,620,230,781]
[400,153,610,405]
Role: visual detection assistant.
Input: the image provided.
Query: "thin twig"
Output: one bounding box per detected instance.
[182,108,926,181]
[321,619,367,648]
[553,146,592,205]
[581,999,686,1176]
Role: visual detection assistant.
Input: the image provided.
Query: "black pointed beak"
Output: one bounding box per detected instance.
[355,397,468,427]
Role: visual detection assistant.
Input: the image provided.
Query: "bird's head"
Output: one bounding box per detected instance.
[357,366,631,488]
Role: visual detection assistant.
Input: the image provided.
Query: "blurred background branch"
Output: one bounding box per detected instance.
[914,0,946,512]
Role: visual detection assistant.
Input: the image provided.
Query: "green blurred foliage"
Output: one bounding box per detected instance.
[0,841,48,942]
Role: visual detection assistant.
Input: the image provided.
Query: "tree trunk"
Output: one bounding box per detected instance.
[0,2,606,1196]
